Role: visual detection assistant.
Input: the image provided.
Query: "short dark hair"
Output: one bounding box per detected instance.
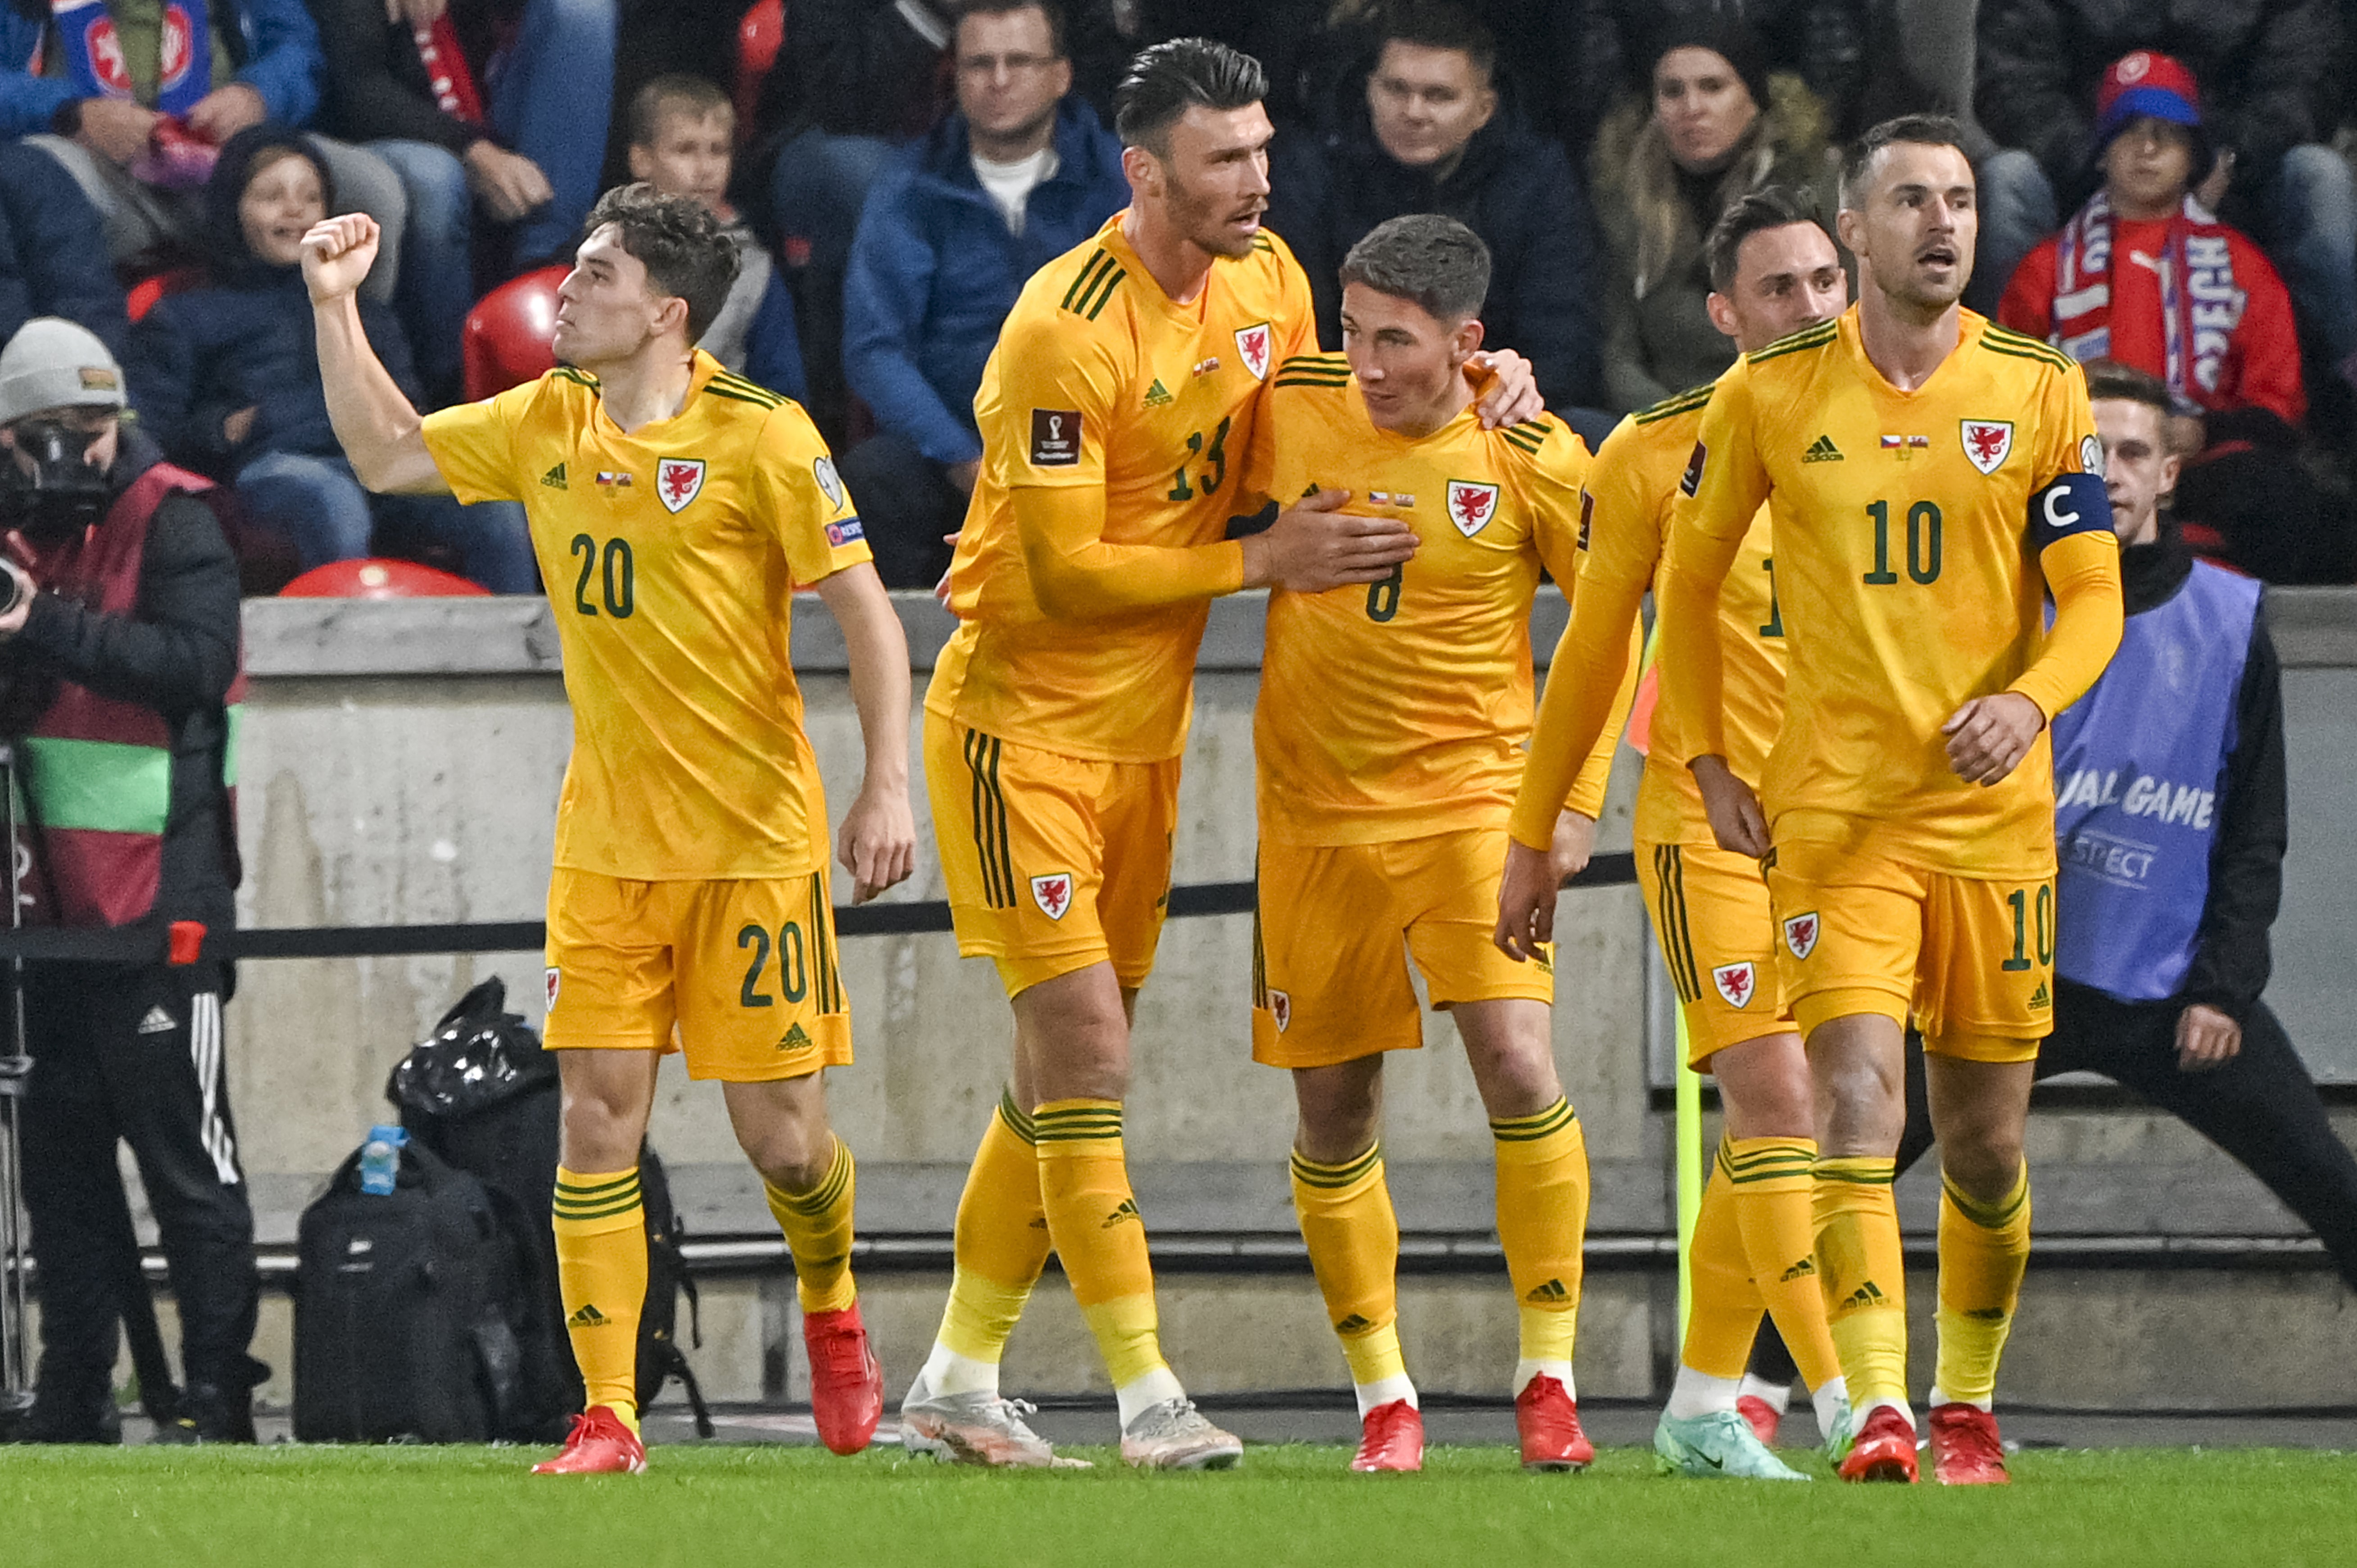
[1340,213,1490,321]
[626,73,732,149]
[582,183,740,343]
[1840,112,1971,210]
[1706,185,1830,293]
[1114,36,1266,153]
[1376,0,1497,84]
[951,0,1065,58]
[2082,357,2173,417]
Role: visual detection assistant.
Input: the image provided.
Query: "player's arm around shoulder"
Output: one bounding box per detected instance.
[300,214,451,496]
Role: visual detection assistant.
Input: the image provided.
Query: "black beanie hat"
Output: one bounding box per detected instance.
[1641,14,1772,113]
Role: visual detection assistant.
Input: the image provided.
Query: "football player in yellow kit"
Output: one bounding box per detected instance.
[302,186,918,1475]
[1495,187,1854,1482]
[1656,116,2124,1485]
[905,38,1542,1472]
[1245,214,1632,1474]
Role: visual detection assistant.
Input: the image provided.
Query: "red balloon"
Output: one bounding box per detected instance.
[461,265,569,402]
[278,559,490,598]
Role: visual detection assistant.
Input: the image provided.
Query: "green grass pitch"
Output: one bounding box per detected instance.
[3,1443,2351,1568]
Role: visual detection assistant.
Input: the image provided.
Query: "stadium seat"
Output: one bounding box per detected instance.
[277,559,490,598]
[735,0,785,138]
[461,265,569,402]
[124,266,203,324]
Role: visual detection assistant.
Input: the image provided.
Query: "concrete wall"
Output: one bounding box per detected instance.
[137,588,2357,1410]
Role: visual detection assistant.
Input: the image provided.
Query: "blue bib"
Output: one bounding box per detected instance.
[2051,560,2261,1001]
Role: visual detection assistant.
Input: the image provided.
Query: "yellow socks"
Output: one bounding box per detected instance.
[1491,1097,1588,1393]
[1932,1161,2031,1409]
[1725,1136,1845,1395]
[1035,1098,1181,1423]
[1677,1152,1765,1384]
[764,1135,858,1316]
[552,1164,647,1429]
[1813,1155,1908,1416]
[1291,1143,1414,1412]
[924,1089,1054,1396]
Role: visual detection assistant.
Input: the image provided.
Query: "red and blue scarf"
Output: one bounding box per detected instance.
[49,0,213,117]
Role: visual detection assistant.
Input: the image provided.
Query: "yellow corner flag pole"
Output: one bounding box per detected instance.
[1628,612,1706,1338]
[1675,1013,1701,1338]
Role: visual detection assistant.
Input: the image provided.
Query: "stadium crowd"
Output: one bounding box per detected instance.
[1,0,2356,588]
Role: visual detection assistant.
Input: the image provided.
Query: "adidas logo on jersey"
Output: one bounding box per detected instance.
[541,461,568,489]
[2029,981,2051,1010]
[1780,1257,1818,1282]
[136,1005,177,1035]
[1840,1282,1887,1311]
[1524,1278,1572,1304]
[778,1023,813,1053]
[1143,377,1173,407]
[567,1303,611,1328]
[1802,434,1843,462]
[1102,1198,1142,1229]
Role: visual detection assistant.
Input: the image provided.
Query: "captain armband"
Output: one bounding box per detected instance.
[2027,470,2113,545]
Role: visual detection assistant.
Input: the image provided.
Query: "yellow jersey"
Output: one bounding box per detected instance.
[927,214,1317,762]
[1248,354,1620,846]
[1660,308,2117,877]
[1594,388,1785,846]
[422,351,870,881]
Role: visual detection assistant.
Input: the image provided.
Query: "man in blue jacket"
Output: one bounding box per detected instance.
[3,0,404,302]
[839,0,1126,587]
[0,139,125,354]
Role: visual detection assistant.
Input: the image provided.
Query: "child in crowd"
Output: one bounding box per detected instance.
[123,126,536,592]
[1999,51,2304,428]
[626,75,808,401]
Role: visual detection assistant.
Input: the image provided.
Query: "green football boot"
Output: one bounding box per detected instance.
[1654,1409,1811,1481]
[1820,1393,1857,1467]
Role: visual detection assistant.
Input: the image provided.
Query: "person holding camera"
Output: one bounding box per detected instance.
[0,316,258,1443]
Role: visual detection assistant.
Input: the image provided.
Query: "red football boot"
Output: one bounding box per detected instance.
[804,1301,884,1455]
[1736,1394,1783,1448]
[1514,1374,1594,1472]
[531,1406,647,1475]
[1929,1402,2011,1485]
[1350,1400,1425,1473]
[1837,1404,1920,1483]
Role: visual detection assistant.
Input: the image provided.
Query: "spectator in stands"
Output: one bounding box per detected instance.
[0,139,127,356]
[123,127,533,591]
[749,0,958,441]
[1972,5,2356,379]
[625,73,805,401]
[1264,0,1605,417]
[2,0,410,304]
[1571,0,1871,153]
[0,316,257,1442]
[1586,17,1835,412]
[840,0,1124,587]
[1999,54,2305,429]
[306,0,616,403]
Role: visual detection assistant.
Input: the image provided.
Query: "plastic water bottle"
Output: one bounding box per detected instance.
[359,1124,408,1196]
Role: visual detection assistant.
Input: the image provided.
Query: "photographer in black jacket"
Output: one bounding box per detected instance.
[0,317,258,1443]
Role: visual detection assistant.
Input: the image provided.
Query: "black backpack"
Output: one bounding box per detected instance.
[390,981,710,1439]
[291,1140,535,1443]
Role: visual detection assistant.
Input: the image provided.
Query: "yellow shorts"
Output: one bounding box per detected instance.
[1763,839,2054,1062]
[924,711,1180,998]
[1251,827,1554,1070]
[1635,837,1796,1066]
[543,865,851,1082]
